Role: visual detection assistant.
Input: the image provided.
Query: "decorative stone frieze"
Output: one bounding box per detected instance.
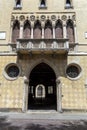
[30,15,35,21]
[51,15,56,21]
[41,15,46,21]
[61,15,67,21]
[19,15,25,21]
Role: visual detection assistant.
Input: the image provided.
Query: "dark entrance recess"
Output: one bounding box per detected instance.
[28,63,57,110]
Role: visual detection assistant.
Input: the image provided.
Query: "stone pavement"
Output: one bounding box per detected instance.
[0,111,87,130]
[1,111,87,120]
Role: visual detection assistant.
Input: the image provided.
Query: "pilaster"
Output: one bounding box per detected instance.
[56,77,62,112]
[22,76,29,112]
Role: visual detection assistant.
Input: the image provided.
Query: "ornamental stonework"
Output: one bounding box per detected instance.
[11,15,15,21]
[30,15,35,21]
[61,15,67,21]
[19,15,25,21]
[51,15,56,21]
[40,15,46,21]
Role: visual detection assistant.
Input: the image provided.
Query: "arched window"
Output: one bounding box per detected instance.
[35,84,45,98]
[23,20,31,39]
[44,20,52,39]
[65,0,72,8]
[40,0,46,7]
[33,20,42,39]
[12,20,20,43]
[55,20,63,39]
[16,0,21,8]
[67,20,75,43]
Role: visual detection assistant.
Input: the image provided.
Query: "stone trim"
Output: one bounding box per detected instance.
[22,76,29,112]
[3,63,21,81]
[56,77,62,113]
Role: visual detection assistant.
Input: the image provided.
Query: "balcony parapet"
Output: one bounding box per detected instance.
[14,38,69,54]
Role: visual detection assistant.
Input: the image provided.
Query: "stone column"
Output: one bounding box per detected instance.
[9,22,13,43]
[31,23,34,39]
[42,26,45,39]
[74,24,78,43]
[22,76,29,112]
[9,22,13,52]
[41,23,45,39]
[63,23,67,39]
[56,78,62,112]
[53,26,55,39]
[20,22,23,38]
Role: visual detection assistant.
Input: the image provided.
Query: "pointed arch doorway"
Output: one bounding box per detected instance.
[28,63,57,110]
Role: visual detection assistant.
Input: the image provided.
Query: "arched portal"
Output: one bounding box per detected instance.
[28,63,57,110]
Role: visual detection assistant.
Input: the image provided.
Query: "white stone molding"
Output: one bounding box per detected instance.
[39,41,46,48]
[22,76,29,112]
[31,23,34,39]
[63,22,67,38]
[35,84,45,98]
[74,24,78,43]
[19,22,24,38]
[51,41,58,48]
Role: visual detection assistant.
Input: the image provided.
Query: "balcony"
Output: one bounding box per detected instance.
[14,39,69,54]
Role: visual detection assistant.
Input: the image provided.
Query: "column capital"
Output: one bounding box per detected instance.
[52,22,56,28]
[31,23,34,28]
[63,24,66,27]
[20,21,24,27]
[56,77,61,84]
[74,24,76,27]
[11,22,14,27]
[41,22,45,28]
[24,76,29,84]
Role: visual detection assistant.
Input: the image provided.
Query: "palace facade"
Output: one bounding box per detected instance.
[0,0,87,112]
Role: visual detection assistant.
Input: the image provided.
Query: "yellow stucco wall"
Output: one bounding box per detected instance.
[0,56,23,110]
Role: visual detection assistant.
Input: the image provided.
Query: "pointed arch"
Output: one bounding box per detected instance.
[33,20,42,39]
[28,59,57,79]
[23,20,31,39]
[29,62,56,85]
[12,20,20,43]
[66,19,75,43]
[55,20,63,39]
[44,20,53,39]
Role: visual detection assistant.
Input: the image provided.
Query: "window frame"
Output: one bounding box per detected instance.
[66,63,82,80]
[3,63,21,81]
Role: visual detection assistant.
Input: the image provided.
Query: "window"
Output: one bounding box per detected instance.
[40,0,46,7]
[23,20,31,39]
[48,86,53,94]
[3,63,20,80]
[65,0,73,9]
[35,84,45,98]
[15,0,22,8]
[12,20,20,43]
[66,64,82,80]
[66,20,75,43]
[7,66,19,78]
[55,20,63,39]
[39,0,47,9]
[44,20,53,39]
[33,20,42,39]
